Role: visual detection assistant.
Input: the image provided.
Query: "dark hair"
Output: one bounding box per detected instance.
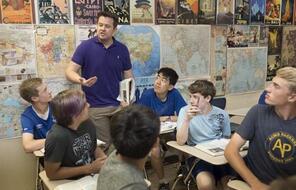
[188,80,216,101]
[110,105,160,159]
[51,89,86,127]
[19,78,43,103]
[270,176,296,190]
[97,11,118,28]
[157,67,179,86]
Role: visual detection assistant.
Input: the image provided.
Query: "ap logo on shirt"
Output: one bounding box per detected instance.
[265,131,296,164]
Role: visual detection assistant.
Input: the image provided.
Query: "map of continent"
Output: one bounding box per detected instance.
[116,25,160,77]
[0,83,27,139]
[35,25,75,78]
[161,25,211,78]
[226,47,267,94]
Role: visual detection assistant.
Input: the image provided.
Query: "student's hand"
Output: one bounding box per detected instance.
[90,155,107,173]
[160,116,170,122]
[251,181,269,190]
[186,105,201,120]
[120,100,129,107]
[79,76,97,87]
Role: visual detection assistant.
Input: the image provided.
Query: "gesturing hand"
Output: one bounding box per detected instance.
[79,76,97,87]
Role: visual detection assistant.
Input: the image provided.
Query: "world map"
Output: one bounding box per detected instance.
[161,25,211,78]
[226,47,267,94]
[116,25,160,78]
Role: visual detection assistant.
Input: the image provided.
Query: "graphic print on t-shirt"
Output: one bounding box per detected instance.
[73,133,93,165]
[265,131,296,164]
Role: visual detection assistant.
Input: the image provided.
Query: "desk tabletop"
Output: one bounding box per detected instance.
[39,171,73,190]
[33,149,44,157]
[167,141,247,165]
[227,107,250,117]
[160,121,176,134]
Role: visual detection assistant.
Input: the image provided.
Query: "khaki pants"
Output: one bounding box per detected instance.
[89,106,121,151]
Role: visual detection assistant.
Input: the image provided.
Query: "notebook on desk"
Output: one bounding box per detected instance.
[194,138,249,157]
[54,174,98,190]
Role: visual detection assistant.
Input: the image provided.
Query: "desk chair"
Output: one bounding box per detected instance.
[227,180,251,190]
[34,149,45,190]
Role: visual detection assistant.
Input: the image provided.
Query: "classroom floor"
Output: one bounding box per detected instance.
[146,151,196,190]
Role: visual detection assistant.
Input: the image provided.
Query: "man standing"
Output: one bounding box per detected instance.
[65,11,133,150]
[225,67,296,190]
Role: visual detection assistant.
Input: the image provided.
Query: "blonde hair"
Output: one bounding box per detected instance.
[276,67,296,93]
[19,78,42,103]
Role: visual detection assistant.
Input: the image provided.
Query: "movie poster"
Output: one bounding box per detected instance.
[281,0,294,25]
[234,0,249,24]
[177,0,198,24]
[103,0,130,24]
[73,0,102,24]
[1,0,34,23]
[216,0,234,24]
[250,0,265,24]
[267,26,282,81]
[131,0,154,24]
[265,0,281,25]
[155,0,176,24]
[198,0,216,24]
[37,0,71,24]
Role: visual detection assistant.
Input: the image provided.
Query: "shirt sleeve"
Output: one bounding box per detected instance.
[20,114,34,134]
[122,45,132,71]
[236,105,258,140]
[121,183,149,190]
[222,111,231,138]
[44,129,67,163]
[71,41,86,66]
[173,90,187,115]
[176,106,187,131]
[137,90,150,107]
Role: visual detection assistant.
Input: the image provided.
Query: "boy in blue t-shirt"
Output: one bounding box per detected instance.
[138,67,186,190]
[19,78,55,153]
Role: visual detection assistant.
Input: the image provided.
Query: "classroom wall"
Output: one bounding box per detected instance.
[0,91,262,190]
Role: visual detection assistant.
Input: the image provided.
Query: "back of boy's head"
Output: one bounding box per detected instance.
[19,78,43,103]
[110,105,160,159]
[188,80,216,101]
[158,67,179,86]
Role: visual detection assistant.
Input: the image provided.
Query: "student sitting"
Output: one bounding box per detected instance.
[225,67,296,190]
[97,105,160,190]
[138,67,186,190]
[176,80,231,190]
[44,89,107,180]
[19,78,55,153]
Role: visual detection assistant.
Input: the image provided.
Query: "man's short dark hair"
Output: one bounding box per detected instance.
[97,11,118,28]
[188,80,216,101]
[110,105,160,159]
[157,67,179,86]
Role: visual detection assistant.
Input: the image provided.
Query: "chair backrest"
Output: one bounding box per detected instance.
[211,97,226,110]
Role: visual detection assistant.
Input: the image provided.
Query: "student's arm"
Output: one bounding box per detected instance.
[65,61,97,87]
[224,133,269,190]
[45,161,98,180]
[45,147,106,180]
[123,69,133,79]
[22,133,45,153]
[176,118,190,145]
